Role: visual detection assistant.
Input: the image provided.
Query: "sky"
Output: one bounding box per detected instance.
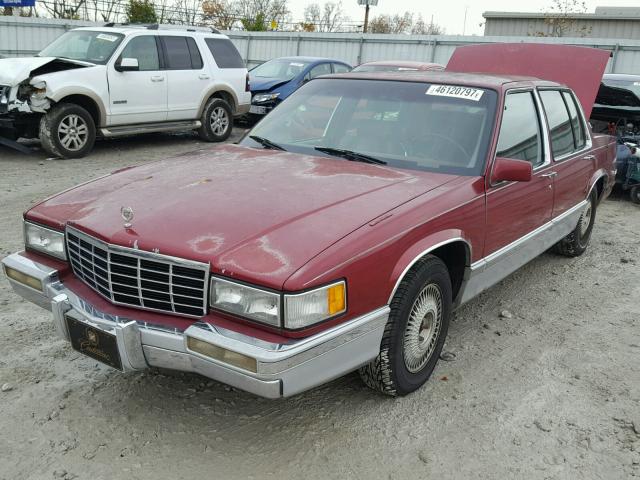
[287,0,640,35]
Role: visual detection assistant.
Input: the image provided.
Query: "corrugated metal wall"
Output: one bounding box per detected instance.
[2,15,640,74]
[484,17,640,40]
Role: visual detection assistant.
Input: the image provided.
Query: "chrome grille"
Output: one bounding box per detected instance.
[66,227,209,317]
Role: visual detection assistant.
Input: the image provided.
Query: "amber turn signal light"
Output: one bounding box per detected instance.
[4,266,43,292]
[187,337,258,373]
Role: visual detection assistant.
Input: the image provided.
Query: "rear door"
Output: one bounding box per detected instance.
[161,35,206,121]
[107,35,167,125]
[485,90,554,256]
[537,89,594,218]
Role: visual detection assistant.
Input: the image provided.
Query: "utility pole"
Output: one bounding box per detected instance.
[463,5,469,35]
[358,0,378,33]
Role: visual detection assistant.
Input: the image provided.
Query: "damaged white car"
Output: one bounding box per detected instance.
[0,25,250,158]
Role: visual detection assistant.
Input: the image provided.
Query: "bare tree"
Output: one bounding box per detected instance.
[412,14,444,35]
[172,0,202,24]
[42,0,87,19]
[234,0,289,30]
[535,0,591,37]
[368,12,413,34]
[202,0,237,29]
[304,1,346,32]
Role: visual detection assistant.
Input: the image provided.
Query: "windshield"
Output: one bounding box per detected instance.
[243,78,498,176]
[251,59,311,80]
[38,30,124,65]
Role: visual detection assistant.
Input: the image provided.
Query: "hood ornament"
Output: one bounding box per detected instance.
[121,206,134,229]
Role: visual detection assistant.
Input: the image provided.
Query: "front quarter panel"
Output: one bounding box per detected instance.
[283,176,485,336]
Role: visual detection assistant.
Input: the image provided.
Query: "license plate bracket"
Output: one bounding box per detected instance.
[66,316,123,371]
[249,105,267,114]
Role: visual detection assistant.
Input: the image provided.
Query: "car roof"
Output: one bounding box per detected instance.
[603,73,640,81]
[72,26,228,38]
[323,70,563,90]
[359,60,443,70]
[273,56,349,64]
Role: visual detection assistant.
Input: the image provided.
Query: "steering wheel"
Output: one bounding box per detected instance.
[410,132,471,162]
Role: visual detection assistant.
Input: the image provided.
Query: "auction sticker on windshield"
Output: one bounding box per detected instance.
[426,85,484,101]
[96,33,119,42]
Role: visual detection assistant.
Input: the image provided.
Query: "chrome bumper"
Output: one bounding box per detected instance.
[2,252,389,398]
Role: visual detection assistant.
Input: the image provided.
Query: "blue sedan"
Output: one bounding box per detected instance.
[249,56,352,116]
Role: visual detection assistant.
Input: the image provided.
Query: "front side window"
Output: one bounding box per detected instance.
[119,36,159,71]
[38,30,124,65]
[205,38,245,68]
[333,63,351,74]
[540,90,574,158]
[496,91,543,167]
[243,79,498,176]
[308,63,332,80]
[563,91,586,149]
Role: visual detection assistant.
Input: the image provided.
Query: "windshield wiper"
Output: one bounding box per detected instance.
[249,135,286,151]
[314,147,387,165]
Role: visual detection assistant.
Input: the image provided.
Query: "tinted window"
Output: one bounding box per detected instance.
[308,63,332,79]
[496,92,542,167]
[244,79,498,176]
[333,63,351,73]
[540,90,574,158]
[205,38,245,69]
[119,36,159,71]
[186,37,203,69]
[162,36,192,70]
[563,91,586,149]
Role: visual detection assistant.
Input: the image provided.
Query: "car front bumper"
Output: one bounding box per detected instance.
[2,252,389,398]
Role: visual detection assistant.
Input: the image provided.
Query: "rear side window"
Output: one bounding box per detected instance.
[186,37,203,69]
[539,90,574,158]
[205,38,245,68]
[496,91,543,167]
[562,91,586,150]
[162,36,200,70]
[333,63,351,73]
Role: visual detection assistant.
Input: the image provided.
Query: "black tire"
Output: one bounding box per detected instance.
[552,189,597,257]
[198,97,233,142]
[630,185,640,205]
[39,103,96,159]
[359,255,452,396]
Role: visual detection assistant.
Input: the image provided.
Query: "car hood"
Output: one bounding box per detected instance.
[249,76,290,93]
[26,144,456,289]
[0,56,90,87]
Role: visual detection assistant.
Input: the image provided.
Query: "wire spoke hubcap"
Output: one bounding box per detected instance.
[57,114,88,152]
[403,283,443,373]
[210,107,229,135]
[579,201,592,237]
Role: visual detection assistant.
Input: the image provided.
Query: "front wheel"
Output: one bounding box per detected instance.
[39,103,96,159]
[359,255,452,396]
[552,189,597,257]
[198,98,232,142]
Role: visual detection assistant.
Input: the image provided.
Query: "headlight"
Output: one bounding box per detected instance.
[24,222,66,260]
[252,93,280,104]
[30,81,47,100]
[210,277,280,326]
[284,281,346,329]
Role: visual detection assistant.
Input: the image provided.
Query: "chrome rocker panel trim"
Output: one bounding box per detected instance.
[1,252,389,399]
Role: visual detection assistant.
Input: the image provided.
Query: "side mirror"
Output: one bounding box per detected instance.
[491,156,533,184]
[115,57,139,72]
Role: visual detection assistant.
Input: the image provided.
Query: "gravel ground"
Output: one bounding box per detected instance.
[0,132,639,480]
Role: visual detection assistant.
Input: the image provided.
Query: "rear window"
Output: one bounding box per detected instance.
[205,38,245,69]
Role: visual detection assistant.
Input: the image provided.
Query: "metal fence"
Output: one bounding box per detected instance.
[2,15,640,73]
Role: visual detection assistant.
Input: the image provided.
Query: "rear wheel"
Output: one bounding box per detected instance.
[359,255,452,396]
[552,189,597,257]
[630,185,640,204]
[198,97,232,142]
[39,103,96,159]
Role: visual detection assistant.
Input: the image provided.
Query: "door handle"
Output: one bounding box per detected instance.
[540,171,557,178]
[199,74,210,80]
[583,155,596,161]
[151,76,165,82]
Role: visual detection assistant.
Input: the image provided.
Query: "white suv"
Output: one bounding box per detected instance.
[0,24,251,158]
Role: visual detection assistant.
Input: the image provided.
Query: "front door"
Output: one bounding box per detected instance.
[485,90,554,259]
[107,35,168,126]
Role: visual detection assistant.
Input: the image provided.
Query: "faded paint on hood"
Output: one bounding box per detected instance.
[0,56,89,87]
[446,43,611,118]
[25,144,457,289]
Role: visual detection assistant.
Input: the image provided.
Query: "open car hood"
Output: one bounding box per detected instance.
[446,43,611,118]
[0,56,90,87]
